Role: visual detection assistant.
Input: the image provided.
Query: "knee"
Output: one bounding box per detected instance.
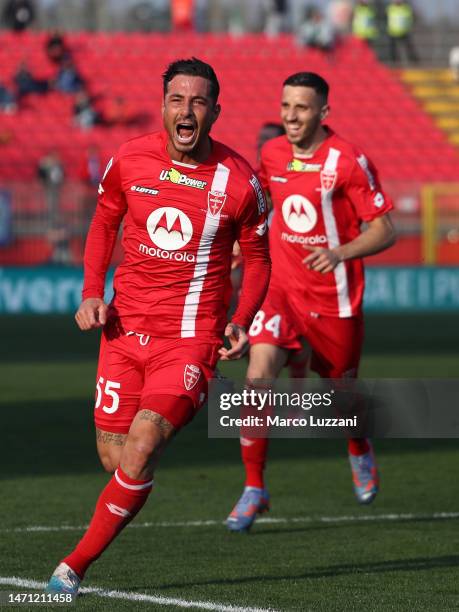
[121,434,162,478]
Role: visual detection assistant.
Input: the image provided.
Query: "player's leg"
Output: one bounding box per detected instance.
[96,429,126,473]
[306,314,379,504]
[226,342,288,532]
[46,328,150,594]
[61,335,220,575]
[55,403,180,584]
[227,293,302,531]
[91,326,144,472]
[243,341,290,485]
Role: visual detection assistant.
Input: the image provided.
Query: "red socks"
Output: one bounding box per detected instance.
[241,436,269,489]
[63,467,153,578]
[348,438,370,456]
[241,437,369,489]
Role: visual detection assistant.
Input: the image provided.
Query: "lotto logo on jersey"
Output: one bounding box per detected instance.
[130,185,159,196]
[159,168,207,190]
[146,207,193,250]
[184,364,201,391]
[282,195,317,233]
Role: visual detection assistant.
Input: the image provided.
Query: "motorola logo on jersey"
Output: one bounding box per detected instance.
[281,232,327,245]
[281,195,317,233]
[146,207,193,251]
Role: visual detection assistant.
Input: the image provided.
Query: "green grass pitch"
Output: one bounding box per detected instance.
[1,314,458,611]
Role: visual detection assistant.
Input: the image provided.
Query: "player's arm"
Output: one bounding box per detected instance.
[219,176,271,360]
[76,155,127,331]
[304,213,395,273]
[304,155,396,274]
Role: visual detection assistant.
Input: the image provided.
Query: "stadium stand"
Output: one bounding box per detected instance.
[0,32,458,265]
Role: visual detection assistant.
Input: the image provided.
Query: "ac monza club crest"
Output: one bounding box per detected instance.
[320,169,337,192]
[184,364,201,391]
[207,191,227,217]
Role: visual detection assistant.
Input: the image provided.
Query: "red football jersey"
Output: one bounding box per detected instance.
[83,131,270,339]
[259,129,393,317]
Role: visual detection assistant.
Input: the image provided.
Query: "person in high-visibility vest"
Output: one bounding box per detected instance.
[352,0,378,46]
[386,0,418,63]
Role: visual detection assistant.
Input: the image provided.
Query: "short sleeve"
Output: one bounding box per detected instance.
[345,153,394,222]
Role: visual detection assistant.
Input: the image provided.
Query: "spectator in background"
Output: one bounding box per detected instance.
[78,144,102,237]
[37,150,70,263]
[104,95,130,126]
[352,0,378,48]
[79,144,102,189]
[73,90,101,130]
[0,82,17,113]
[297,5,336,53]
[264,0,288,37]
[449,47,459,83]
[386,0,418,63]
[2,0,35,32]
[45,31,70,66]
[14,61,49,99]
[54,57,84,94]
[171,0,193,31]
[328,0,353,35]
[38,150,64,229]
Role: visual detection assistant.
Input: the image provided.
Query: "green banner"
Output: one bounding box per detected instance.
[0,266,458,314]
[364,267,459,311]
[0,267,113,314]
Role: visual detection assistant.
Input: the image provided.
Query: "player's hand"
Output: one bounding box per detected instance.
[218,323,249,360]
[303,246,341,274]
[75,298,108,330]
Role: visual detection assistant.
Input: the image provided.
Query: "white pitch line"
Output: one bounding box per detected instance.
[2,511,459,534]
[0,577,278,612]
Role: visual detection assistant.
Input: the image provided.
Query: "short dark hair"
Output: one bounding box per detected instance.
[283,72,329,102]
[162,57,220,103]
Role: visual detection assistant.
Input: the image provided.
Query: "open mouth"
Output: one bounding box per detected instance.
[176,123,196,144]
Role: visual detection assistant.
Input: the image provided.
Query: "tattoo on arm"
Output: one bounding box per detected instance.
[96,429,127,446]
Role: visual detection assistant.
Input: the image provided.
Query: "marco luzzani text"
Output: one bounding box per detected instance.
[218,389,357,429]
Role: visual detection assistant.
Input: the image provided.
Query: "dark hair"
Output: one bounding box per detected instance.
[283,72,329,102]
[162,57,220,103]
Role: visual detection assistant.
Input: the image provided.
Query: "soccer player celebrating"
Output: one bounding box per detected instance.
[46,58,270,594]
[226,72,396,532]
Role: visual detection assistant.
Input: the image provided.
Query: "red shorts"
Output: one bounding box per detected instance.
[248,285,303,352]
[94,323,221,434]
[286,296,363,378]
[250,286,363,378]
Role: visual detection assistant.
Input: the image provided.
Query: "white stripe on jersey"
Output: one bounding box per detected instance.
[321,148,352,318]
[181,163,230,338]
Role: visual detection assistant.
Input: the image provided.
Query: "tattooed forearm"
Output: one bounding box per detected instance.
[96,429,127,446]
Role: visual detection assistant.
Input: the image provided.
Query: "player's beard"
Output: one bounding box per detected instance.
[285,117,322,149]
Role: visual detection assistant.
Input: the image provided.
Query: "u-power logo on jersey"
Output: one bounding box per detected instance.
[159,168,207,190]
[139,207,196,263]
